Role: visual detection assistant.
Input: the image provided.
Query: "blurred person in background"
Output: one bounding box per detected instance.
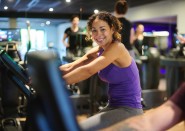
[114,0,135,58]
[62,15,83,58]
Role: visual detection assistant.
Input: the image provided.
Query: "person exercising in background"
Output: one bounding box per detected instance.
[133,23,145,56]
[62,15,83,58]
[114,0,135,58]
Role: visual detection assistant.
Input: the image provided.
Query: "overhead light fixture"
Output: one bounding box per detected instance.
[41,23,45,27]
[49,8,54,12]
[4,6,8,10]
[27,0,39,8]
[66,0,71,3]
[94,9,99,14]
[46,21,50,25]
[26,20,30,24]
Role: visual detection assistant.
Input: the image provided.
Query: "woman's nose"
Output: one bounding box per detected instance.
[96,30,102,36]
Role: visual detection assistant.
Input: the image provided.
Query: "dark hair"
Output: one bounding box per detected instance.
[114,0,128,15]
[70,15,79,22]
[86,11,122,42]
[136,23,142,26]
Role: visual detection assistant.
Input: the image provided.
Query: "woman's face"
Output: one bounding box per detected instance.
[91,18,114,48]
[72,17,79,27]
[136,24,144,33]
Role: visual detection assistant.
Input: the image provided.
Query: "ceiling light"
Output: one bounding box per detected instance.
[26,20,30,24]
[26,20,31,27]
[49,8,54,12]
[66,0,71,3]
[4,6,8,10]
[46,21,50,25]
[41,23,45,27]
[94,9,99,14]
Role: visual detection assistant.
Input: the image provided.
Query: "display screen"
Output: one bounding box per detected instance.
[0,29,21,42]
[0,50,29,84]
[143,36,156,47]
[0,30,8,42]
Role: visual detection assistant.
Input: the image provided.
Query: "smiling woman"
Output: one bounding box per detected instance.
[60,11,143,130]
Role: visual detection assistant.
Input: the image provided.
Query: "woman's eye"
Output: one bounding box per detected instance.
[92,30,97,33]
[101,28,105,32]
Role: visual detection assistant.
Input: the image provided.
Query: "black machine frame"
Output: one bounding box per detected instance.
[0,50,34,99]
[25,50,81,131]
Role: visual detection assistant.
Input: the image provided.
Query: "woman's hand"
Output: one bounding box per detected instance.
[59,63,72,75]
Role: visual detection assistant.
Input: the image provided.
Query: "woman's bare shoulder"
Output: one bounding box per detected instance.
[85,46,100,58]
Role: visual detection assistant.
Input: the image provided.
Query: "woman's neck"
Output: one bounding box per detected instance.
[136,33,144,40]
[102,40,116,50]
[71,26,79,32]
[115,13,125,18]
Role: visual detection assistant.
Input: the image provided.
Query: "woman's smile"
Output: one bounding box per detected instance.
[96,37,105,43]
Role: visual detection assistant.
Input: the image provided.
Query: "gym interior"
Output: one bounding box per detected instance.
[0,0,185,131]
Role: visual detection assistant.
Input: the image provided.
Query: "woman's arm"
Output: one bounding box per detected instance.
[102,100,183,131]
[60,46,99,74]
[130,27,136,45]
[62,42,130,84]
[62,33,69,47]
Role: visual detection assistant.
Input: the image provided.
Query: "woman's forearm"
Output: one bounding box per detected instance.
[60,53,96,76]
[62,65,95,84]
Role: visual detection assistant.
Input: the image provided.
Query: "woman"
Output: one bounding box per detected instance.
[60,11,143,130]
[133,24,145,56]
[62,15,83,58]
[114,0,136,58]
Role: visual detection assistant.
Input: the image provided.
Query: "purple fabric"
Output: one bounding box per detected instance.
[98,49,142,108]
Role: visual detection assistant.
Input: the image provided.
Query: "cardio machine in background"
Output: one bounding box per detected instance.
[0,50,35,131]
[134,36,167,110]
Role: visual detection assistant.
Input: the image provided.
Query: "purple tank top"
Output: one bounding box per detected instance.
[98,49,142,108]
